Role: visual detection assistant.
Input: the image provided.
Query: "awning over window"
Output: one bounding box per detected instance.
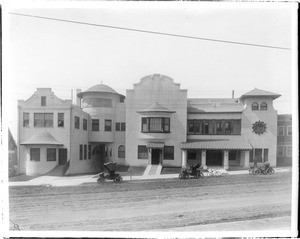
[20,132,63,146]
[137,102,175,114]
[146,142,165,149]
[181,139,252,150]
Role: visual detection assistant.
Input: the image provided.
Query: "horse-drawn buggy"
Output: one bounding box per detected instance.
[97,162,123,183]
[179,163,204,179]
[249,161,275,175]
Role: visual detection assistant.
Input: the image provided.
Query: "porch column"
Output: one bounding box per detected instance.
[223,150,229,170]
[181,150,187,168]
[201,150,206,167]
[244,150,250,168]
[159,149,163,165]
[148,148,152,165]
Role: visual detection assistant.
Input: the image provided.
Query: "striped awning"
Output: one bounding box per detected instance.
[181,139,252,150]
[20,132,63,146]
[146,142,165,149]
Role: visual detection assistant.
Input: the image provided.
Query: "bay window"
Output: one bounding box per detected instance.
[141,117,170,133]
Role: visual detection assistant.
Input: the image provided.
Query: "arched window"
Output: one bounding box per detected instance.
[260,102,268,111]
[118,145,125,158]
[252,102,259,111]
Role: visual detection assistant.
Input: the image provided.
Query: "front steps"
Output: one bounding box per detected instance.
[45,165,65,176]
[143,165,162,177]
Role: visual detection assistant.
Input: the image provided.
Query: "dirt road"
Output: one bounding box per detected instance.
[9,172,292,231]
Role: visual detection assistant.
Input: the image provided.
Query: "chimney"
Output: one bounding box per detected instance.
[232,90,235,99]
[76,89,81,107]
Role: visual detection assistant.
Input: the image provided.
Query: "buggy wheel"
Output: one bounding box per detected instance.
[253,169,260,175]
[199,172,204,178]
[97,177,105,183]
[114,176,122,183]
[183,173,188,179]
[195,173,200,179]
[267,168,275,175]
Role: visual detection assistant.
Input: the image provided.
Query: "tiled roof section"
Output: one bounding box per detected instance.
[146,142,165,149]
[187,98,243,113]
[137,102,175,113]
[181,139,252,150]
[77,84,125,99]
[240,88,281,100]
[20,132,63,145]
[8,128,17,149]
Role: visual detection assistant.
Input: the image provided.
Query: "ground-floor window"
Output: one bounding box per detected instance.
[286,146,292,157]
[47,148,56,161]
[118,145,125,158]
[164,146,174,160]
[138,145,148,159]
[79,145,83,160]
[250,148,269,162]
[88,145,91,159]
[30,148,40,161]
[84,145,87,159]
[277,146,284,157]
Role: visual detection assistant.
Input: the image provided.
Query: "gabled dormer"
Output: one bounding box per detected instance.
[18,88,72,108]
[239,88,281,112]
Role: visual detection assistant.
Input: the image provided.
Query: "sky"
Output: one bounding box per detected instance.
[3,2,297,139]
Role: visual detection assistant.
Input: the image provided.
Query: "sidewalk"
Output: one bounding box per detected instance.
[9,167,291,187]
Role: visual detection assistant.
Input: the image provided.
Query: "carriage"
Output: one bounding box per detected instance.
[179,163,204,179]
[97,162,123,183]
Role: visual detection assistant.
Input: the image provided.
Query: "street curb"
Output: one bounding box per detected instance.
[9,168,291,187]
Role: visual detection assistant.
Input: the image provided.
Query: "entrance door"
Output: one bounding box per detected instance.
[206,150,223,166]
[151,149,160,165]
[92,144,105,170]
[59,148,67,165]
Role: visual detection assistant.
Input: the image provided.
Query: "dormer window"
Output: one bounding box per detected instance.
[252,102,259,111]
[260,102,268,111]
[41,96,46,106]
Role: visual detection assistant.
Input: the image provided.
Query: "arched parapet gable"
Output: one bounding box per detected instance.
[132,74,182,91]
[18,88,70,107]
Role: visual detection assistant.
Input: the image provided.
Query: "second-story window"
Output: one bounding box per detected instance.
[260,102,268,110]
[287,126,292,136]
[23,113,30,127]
[83,119,87,131]
[105,120,112,131]
[278,126,284,136]
[252,102,259,111]
[34,113,53,127]
[75,116,80,129]
[92,119,99,131]
[116,122,126,131]
[58,113,64,127]
[141,117,170,133]
[188,119,241,135]
[225,121,231,135]
[121,123,126,131]
[41,96,46,106]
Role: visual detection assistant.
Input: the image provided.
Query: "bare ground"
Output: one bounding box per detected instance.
[9,172,292,231]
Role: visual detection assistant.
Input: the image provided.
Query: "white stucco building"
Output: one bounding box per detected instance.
[18,74,280,175]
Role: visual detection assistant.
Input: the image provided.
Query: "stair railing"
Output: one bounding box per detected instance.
[63,160,70,176]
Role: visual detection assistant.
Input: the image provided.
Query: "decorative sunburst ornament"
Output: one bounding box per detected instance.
[252,121,267,135]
